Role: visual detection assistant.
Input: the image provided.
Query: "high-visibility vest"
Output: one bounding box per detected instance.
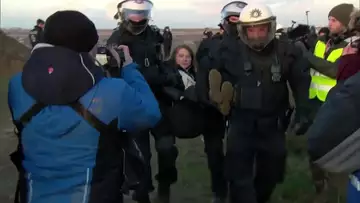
[309,41,343,101]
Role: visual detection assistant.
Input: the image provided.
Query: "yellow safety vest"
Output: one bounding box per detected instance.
[309,41,343,101]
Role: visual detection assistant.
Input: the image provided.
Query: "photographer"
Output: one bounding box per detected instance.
[8,10,161,203]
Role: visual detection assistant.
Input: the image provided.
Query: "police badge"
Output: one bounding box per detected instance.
[250,9,262,18]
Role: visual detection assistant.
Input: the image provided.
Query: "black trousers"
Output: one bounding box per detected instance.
[151,107,227,194]
[130,130,153,203]
[202,108,227,198]
[163,43,171,59]
[225,114,286,203]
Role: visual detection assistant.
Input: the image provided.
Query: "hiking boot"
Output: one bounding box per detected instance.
[219,81,234,116]
[208,69,222,104]
[156,184,170,203]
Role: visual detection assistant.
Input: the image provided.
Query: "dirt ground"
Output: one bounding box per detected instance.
[0,30,348,203]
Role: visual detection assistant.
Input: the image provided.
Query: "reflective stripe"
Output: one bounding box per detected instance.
[310,40,343,101]
[350,174,360,191]
[27,173,33,203]
[82,168,90,203]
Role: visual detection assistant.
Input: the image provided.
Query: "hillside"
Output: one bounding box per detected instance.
[0,30,30,76]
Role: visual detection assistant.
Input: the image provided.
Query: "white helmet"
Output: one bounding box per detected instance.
[220,1,247,35]
[117,0,153,35]
[221,1,247,21]
[237,3,276,51]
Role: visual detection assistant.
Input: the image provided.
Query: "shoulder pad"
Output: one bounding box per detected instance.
[150,25,160,33]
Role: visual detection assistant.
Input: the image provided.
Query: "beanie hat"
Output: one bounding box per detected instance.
[328,3,354,27]
[43,10,99,53]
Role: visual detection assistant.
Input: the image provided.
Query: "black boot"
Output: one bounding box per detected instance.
[156,183,170,203]
[211,193,226,203]
[132,192,151,203]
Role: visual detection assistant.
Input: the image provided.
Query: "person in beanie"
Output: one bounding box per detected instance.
[8,10,161,203]
[300,3,355,202]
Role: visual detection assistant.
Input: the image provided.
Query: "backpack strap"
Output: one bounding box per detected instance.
[69,101,116,133]
[12,102,46,203]
[11,101,119,203]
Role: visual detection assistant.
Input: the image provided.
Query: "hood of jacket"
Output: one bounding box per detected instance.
[22,43,104,105]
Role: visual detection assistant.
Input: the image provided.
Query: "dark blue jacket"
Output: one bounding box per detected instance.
[8,44,161,203]
[307,71,360,203]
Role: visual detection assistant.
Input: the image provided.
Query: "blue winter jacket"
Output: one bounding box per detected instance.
[8,44,161,203]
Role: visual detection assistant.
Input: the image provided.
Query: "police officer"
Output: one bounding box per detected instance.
[107,1,180,203]
[212,24,223,39]
[28,19,44,48]
[301,3,354,199]
[207,3,310,203]
[197,1,247,62]
[195,2,247,203]
[162,26,173,59]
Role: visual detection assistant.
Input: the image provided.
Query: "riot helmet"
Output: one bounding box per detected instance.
[117,0,153,35]
[238,3,276,51]
[220,1,247,36]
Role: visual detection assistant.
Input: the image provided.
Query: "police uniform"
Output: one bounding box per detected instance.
[28,25,43,48]
[208,4,310,203]
[194,2,247,202]
[107,1,179,202]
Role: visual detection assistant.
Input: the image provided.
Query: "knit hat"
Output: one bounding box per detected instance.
[43,10,99,53]
[328,3,355,27]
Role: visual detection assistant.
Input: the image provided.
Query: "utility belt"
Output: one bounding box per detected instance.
[10,101,145,203]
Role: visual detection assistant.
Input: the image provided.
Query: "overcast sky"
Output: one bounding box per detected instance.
[1,0,359,28]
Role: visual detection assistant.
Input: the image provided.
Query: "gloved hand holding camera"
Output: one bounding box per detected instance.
[104,45,133,77]
[106,45,133,68]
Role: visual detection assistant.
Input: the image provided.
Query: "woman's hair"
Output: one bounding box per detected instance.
[349,9,360,35]
[169,44,196,72]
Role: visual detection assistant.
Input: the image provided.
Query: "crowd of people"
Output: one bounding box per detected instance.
[9,0,360,203]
